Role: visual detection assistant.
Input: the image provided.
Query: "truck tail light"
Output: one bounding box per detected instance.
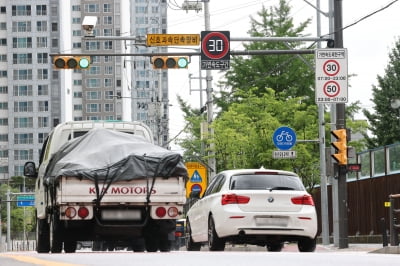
[78,206,90,218]
[167,207,179,218]
[291,195,315,206]
[221,194,250,205]
[65,207,77,219]
[155,207,167,218]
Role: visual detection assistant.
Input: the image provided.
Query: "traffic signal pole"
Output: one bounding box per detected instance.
[333,0,348,249]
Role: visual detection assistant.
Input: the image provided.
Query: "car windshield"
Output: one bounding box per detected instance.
[230,174,305,191]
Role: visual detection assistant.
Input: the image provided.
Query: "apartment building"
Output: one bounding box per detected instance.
[0,0,169,182]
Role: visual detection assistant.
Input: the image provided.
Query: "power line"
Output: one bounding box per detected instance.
[324,0,399,37]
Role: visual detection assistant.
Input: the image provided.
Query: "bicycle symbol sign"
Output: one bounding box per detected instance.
[273,126,296,150]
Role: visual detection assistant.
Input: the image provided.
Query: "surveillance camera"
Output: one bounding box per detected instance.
[82,16,97,35]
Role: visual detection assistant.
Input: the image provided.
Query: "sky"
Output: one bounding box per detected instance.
[165,0,400,151]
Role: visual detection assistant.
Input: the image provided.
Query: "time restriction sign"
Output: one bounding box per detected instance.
[315,48,348,103]
[201,31,230,70]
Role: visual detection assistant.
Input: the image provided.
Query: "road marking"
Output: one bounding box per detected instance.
[0,254,83,266]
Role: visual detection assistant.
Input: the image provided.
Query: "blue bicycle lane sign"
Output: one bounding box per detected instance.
[273,126,296,150]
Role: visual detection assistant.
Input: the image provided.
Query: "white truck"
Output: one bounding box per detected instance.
[23,121,188,253]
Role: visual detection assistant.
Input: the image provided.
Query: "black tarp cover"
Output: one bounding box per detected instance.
[45,128,188,182]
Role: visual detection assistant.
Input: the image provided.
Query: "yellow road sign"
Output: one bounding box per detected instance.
[147,34,200,46]
[185,162,207,198]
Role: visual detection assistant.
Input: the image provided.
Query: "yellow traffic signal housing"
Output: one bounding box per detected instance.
[331,128,347,165]
[152,56,189,69]
[53,56,91,69]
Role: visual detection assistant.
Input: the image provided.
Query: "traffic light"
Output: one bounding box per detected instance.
[53,56,91,69]
[331,128,347,165]
[152,56,189,69]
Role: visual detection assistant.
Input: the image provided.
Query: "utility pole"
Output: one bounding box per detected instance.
[203,1,216,179]
[333,0,348,249]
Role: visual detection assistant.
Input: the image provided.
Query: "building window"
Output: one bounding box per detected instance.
[13,53,32,64]
[36,37,47,48]
[51,22,58,32]
[13,69,32,80]
[74,104,82,111]
[0,118,8,126]
[72,5,80,12]
[74,92,82,98]
[0,102,7,110]
[103,28,112,36]
[86,91,101,100]
[86,103,101,113]
[14,149,33,160]
[38,116,49,127]
[0,39,6,46]
[51,38,58,48]
[38,101,49,111]
[14,101,33,112]
[13,21,31,32]
[103,4,111,12]
[38,85,49,96]
[38,133,48,144]
[103,16,112,25]
[84,4,99,12]
[104,78,112,87]
[36,5,47,16]
[13,37,32,48]
[0,86,7,94]
[104,66,113,75]
[88,66,101,75]
[36,21,47,31]
[85,41,100,51]
[12,5,31,16]
[0,134,7,142]
[37,69,49,80]
[14,117,33,128]
[0,71,7,78]
[13,85,33,96]
[14,133,33,144]
[104,103,114,112]
[37,53,48,64]
[86,79,100,88]
[72,17,81,24]
[104,41,112,50]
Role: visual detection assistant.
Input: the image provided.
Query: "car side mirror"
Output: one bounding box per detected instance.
[24,161,38,178]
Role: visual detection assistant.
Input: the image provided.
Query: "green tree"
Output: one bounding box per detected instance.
[363,37,400,148]
[217,0,314,111]
[212,88,320,190]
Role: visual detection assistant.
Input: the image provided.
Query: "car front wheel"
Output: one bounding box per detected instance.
[208,215,225,251]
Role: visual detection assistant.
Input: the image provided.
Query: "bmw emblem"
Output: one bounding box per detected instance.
[267,197,274,203]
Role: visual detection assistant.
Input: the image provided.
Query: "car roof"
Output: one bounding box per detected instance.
[218,168,298,177]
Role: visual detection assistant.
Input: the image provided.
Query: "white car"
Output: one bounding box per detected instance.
[185,168,318,252]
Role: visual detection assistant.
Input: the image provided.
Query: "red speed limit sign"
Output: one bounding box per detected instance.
[315,49,348,103]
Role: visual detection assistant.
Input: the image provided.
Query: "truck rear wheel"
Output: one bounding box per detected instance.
[36,218,50,253]
[64,241,77,253]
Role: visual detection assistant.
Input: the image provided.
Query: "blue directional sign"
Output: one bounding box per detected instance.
[273,126,296,150]
[17,195,35,207]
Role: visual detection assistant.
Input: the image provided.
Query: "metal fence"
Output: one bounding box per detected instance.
[313,142,400,239]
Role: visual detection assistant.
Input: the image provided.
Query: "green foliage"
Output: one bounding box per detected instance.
[0,183,36,235]
[212,89,320,189]
[218,0,315,112]
[363,37,400,148]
